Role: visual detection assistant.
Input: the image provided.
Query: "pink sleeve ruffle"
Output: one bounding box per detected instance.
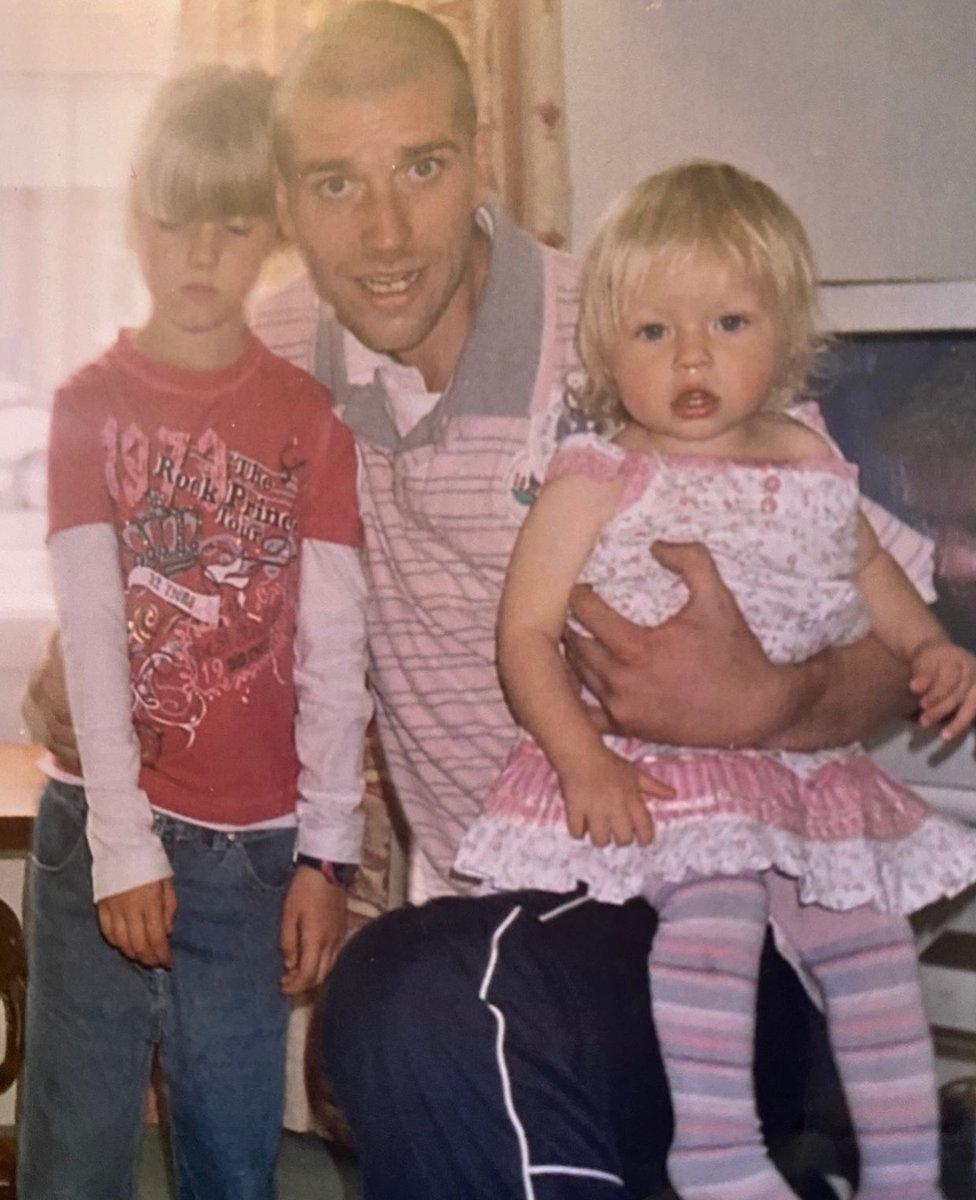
[545,434,627,485]
[545,434,652,513]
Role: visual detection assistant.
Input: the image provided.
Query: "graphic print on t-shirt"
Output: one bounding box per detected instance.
[102,416,305,744]
[503,373,603,518]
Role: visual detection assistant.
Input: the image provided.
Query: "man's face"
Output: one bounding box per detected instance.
[276,71,487,376]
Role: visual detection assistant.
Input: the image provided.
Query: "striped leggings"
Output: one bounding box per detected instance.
[646,871,941,1200]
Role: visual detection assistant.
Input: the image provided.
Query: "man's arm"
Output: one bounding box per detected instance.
[23,631,161,772]
[766,634,913,750]
[564,541,915,753]
[23,631,81,773]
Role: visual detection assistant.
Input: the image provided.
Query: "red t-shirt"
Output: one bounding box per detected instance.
[48,331,362,826]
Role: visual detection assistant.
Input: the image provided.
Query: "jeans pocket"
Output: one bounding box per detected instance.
[31,783,87,872]
[237,830,296,893]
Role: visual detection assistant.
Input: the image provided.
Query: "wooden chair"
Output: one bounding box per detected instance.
[0,899,26,1197]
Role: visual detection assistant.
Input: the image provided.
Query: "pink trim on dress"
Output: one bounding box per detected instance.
[545,438,656,514]
[545,442,626,485]
[484,737,930,844]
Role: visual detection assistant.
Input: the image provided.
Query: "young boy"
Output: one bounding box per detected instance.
[18,65,371,1199]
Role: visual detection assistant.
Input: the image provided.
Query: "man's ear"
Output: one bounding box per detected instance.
[275,175,296,242]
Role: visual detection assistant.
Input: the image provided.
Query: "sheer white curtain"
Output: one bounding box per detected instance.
[0,2,178,558]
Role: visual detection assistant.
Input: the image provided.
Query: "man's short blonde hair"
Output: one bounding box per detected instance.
[130,64,275,227]
[273,1,477,179]
[575,160,822,421]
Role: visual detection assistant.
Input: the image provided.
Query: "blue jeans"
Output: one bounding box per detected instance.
[18,780,295,1200]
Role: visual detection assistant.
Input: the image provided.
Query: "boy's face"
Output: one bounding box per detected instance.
[133,214,278,344]
[275,69,487,384]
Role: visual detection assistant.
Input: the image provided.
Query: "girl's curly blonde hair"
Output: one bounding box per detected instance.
[574,160,823,422]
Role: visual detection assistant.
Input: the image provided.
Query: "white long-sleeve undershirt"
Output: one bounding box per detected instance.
[293,536,372,864]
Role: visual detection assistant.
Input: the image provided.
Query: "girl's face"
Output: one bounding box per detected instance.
[608,251,783,456]
[132,212,277,366]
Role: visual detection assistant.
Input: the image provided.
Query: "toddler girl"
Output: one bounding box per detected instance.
[456,161,976,1200]
[20,66,370,1198]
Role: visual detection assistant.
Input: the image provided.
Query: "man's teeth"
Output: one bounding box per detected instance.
[362,271,420,295]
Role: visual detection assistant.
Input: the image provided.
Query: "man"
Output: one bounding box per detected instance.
[29,5,934,1197]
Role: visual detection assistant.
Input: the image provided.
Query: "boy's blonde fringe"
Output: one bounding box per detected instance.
[129,64,276,231]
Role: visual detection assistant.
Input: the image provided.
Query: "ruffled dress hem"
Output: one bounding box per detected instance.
[454,811,976,914]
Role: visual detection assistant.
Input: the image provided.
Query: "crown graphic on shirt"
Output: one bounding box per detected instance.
[120,492,201,576]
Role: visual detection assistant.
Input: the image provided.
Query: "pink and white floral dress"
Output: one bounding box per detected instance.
[454,432,976,913]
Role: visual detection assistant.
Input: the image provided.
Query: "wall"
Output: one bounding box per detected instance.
[563,0,976,281]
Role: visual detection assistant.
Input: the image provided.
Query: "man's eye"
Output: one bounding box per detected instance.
[636,323,666,341]
[315,175,352,199]
[225,221,252,237]
[153,218,182,232]
[406,157,443,183]
[718,313,749,332]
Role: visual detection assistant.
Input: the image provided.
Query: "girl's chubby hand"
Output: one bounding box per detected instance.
[560,748,673,848]
[911,636,976,741]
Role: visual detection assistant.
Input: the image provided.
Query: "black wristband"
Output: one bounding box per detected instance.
[294,853,357,887]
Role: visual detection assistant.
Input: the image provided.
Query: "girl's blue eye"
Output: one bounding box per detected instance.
[718,313,749,332]
[636,323,666,341]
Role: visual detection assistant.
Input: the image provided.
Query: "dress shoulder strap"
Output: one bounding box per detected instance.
[545,432,629,484]
[545,434,657,517]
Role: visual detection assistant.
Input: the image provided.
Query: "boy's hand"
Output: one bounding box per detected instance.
[97,877,176,968]
[279,867,348,996]
[561,750,670,848]
[911,638,976,741]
